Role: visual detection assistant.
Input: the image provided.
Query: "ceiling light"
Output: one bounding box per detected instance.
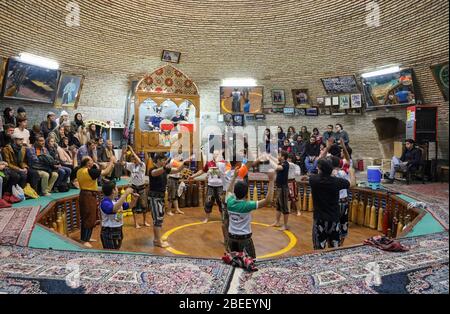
[222,78,257,87]
[18,53,59,70]
[361,66,400,78]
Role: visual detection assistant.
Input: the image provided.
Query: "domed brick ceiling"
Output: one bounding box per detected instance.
[0,0,448,79]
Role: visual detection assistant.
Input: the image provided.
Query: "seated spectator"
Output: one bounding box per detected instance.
[77,139,98,165]
[29,124,43,146]
[384,139,421,184]
[2,107,16,128]
[56,111,69,127]
[96,137,106,161]
[0,124,15,148]
[286,126,297,141]
[26,136,59,196]
[16,107,27,127]
[277,126,286,149]
[304,135,320,175]
[14,117,31,147]
[46,137,72,192]
[2,131,40,192]
[0,154,23,200]
[312,128,323,145]
[281,138,293,154]
[87,123,98,142]
[70,125,87,148]
[334,123,350,145]
[40,112,57,139]
[299,126,311,142]
[70,113,85,134]
[322,125,335,144]
[99,140,122,180]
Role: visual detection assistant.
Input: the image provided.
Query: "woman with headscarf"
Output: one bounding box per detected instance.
[87,123,98,142]
[45,137,72,192]
[70,113,85,134]
[2,107,16,128]
[277,126,286,150]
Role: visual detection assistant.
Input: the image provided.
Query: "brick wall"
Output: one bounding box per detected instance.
[0,0,448,161]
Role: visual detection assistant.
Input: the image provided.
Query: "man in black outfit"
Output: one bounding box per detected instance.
[309,158,355,250]
[384,139,421,184]
[267,150,290,231]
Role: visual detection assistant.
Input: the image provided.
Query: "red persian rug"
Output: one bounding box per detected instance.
[0,206,40,247]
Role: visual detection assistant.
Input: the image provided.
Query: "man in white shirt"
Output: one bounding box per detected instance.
[14,117,30,146]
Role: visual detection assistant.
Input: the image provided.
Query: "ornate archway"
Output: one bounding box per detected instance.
[134,65,200,155]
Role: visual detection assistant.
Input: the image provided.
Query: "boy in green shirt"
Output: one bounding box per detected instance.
[226,166,275,258]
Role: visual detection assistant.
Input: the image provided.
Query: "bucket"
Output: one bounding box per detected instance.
[367,166,382,184]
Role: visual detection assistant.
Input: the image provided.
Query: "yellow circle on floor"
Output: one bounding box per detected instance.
[161,221,297,259]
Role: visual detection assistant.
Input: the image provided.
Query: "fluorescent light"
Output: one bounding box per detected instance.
[18,53,59,70]
[222,78,257,87]
[361,66,400,78]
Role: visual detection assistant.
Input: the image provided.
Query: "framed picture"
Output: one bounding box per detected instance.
[321,75,360,94]
[324,97,332,107]
[224,114,233,126]
[271,107,284,113]
[54,73,85,108]
[332,96,340,106]
[0,57,7,95]
[255,114,266,121]
[272,89,286,105]
[305,107,319,116]
[339,95,350,109]
[430,62,449,101]
[220,86,264,114]
[233,114,245,126]
[161,50,181,64]
[2,57,61,103]
[351,94,362,108]
[245,114,255,121]
[292,89,309,106]
[295,108,306,116]
[283,107,295,116]
[362,68,418,108]
[316,97,325,106]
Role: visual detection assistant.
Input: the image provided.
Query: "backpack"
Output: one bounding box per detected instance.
[58,183,70,193]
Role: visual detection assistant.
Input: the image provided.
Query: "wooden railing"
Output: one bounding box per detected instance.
[192,177,422,239]
[37,177,423,240]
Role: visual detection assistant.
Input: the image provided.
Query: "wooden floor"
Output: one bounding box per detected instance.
[70,206,380,260]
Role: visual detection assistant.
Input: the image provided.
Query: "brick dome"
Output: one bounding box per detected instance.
[0,0,448,79]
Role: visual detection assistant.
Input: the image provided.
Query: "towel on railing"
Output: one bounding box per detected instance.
[222,252,257,272]
[364,236,409,252]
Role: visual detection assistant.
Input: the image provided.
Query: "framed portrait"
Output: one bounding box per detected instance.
[316,97,325,106]
[2,57,61,103]
[54,73,85,108]
[233,114,245,126]
[295,108,306,116]
[292,89,309,106]
[220,86,264,114]
[339,95,350,109]
[0,57,7,95]
[272,89,286,105]
[332,96,340,106]
[351,94,362,108]
[161,50,181,64]
[430,62,449,101]
[324,97,332,107]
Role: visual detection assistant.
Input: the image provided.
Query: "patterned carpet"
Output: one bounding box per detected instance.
[0,206,40,247]
[0,246,234,294]
[232,232,449,294]
[385,183,449,230]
